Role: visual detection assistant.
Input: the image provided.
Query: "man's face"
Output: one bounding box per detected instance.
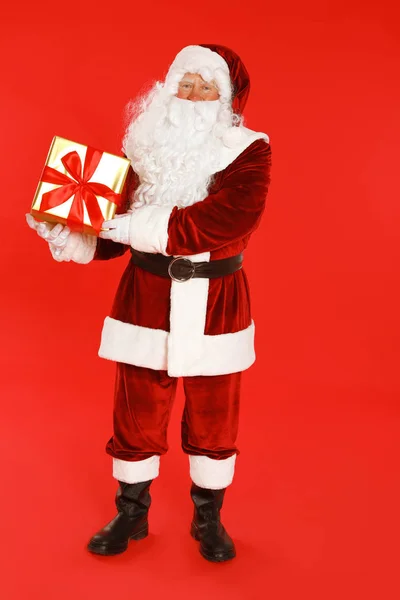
[176,72,220,101]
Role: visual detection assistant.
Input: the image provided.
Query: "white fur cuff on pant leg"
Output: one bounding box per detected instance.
[113,455,160,483]
[189,454,237,490]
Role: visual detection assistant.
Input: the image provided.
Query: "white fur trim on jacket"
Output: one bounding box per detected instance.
[128,205,174,255]
[49,232,97,264]
[113,455,160,484]
[218,127,269,173]
[167,251,211,375]
[98,315,255,377]
[99,318,168,370]
[189,454,237,489]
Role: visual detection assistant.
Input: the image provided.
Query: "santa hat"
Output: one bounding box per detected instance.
[164,44,250,115]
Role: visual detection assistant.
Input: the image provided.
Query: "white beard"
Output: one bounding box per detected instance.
[123,90,228,209]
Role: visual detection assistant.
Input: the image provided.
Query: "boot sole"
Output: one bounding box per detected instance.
[190,525,236,563]
[87,526,148,556]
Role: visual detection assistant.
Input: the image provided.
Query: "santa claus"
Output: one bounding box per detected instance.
[26,44,272,562]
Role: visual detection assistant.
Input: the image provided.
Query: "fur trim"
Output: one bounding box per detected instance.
[167,251,211,375]
[49,232,97,264]
[113,455,160,483]
[169,45,230,77]
[217,128,269,172]
[98,316,256,377]
[99,317,168,370]
[128,205,174,255]
[189,454,237,489]
[165,45,232,103]
[168,313,256,376]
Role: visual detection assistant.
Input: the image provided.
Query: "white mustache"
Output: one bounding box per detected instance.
[167,96,221,131]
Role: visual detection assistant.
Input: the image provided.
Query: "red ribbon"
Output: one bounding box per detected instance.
[39,147,122,234]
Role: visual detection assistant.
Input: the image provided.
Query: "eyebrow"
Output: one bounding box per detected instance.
[180,78,217,88]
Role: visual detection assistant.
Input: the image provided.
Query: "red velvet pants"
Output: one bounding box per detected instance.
[105,362,241,488]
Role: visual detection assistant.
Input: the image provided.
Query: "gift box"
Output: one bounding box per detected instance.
[30,136,131,236]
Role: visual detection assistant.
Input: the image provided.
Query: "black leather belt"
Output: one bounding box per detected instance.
[130,248,243,282]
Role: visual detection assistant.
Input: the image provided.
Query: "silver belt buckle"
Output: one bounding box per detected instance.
[168,256,195,282]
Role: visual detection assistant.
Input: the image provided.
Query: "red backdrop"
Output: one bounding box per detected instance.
[2,1,399,599]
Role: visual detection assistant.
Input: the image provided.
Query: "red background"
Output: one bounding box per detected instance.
[2,1,400,598]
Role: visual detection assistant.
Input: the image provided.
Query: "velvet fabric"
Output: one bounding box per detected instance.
[105,362,241,462]
[94,139,271,336]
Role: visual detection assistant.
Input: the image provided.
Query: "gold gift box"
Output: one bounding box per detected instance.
[30,136,131,236]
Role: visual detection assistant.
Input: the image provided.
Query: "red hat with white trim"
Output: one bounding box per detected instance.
[164,44,250,115]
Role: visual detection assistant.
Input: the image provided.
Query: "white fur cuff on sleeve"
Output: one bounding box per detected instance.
[128,205,174,255]
[49,232,97,264]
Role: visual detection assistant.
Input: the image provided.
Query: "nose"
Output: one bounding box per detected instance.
[188,90,202,102]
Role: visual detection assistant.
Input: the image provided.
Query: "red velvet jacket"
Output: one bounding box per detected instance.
[95,137,271,376]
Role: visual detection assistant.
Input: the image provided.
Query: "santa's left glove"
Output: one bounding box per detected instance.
[26,214,72,253]
[98,213,132,245]
[25,214,97,264]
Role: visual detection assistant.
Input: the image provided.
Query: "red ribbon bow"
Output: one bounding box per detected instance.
[39,147,121,234]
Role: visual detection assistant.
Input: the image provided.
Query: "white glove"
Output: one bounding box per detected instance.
[98,213,132,245]
[25,213,71,258]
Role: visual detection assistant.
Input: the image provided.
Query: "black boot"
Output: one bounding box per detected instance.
[190,482,236,562]
[87,479,152,556]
